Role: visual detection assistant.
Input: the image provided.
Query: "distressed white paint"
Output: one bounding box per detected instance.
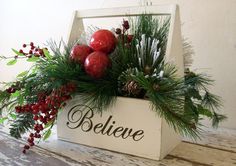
[57,96,181,160]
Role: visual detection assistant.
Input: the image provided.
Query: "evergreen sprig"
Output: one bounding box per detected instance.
[184,70,226,128]
[10,113,34,139]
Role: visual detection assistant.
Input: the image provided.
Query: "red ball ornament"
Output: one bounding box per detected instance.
[84,51,111,79]
[70,44,93,64]
[89,29,117,54]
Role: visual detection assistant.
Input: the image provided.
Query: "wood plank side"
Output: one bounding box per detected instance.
[76,5,175,19]
[165,5,184,77]
[67,11,85,45]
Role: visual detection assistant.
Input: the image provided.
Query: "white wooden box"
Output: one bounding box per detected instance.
[57,4,184,160]
[57,97,181,160]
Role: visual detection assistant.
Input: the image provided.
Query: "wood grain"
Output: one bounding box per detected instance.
[0,125,236,166]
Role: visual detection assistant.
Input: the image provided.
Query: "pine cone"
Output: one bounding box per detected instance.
[122,80,141,96]
[153,84,160,91]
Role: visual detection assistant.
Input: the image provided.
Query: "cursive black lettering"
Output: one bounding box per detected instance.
[80,109,93,132]
[93,123,103,134]
[121,128,133,139]
[66,104,145,141]
[132,130,144,141]
[100,116,112,134]
[112,127,124,137]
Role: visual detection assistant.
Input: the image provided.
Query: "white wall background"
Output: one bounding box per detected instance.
[0,0,236,129]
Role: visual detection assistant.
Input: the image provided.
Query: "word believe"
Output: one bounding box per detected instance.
[66,104,144,141]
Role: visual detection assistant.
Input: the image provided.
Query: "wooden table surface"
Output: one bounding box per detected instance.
[0,125,236,166]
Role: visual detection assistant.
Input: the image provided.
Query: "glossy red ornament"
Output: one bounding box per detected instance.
[89,29,117,54]
[70,44,93,64]
[84,51,111,79]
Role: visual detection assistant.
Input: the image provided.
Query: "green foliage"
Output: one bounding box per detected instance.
[118,65,199,138]
[43,48,52,60]
[0,14,225,141]
[131,14,170,65]
[0,117,8,124]
[10,113,35,139]
[0,90,12,114]
[7,59,17,65]
[184,70,226,128]
[16,71,29,78]
[43,129,52,141]
[27,56,40,62]
[12,48,24,56]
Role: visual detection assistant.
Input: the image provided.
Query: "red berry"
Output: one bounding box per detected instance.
[84,51,111,79]
[27,137,34,143]
[32,109,39,114]
[6,88,11,93]
[29,142,35,146]
[33,115,38,121]
[115,28,122,35]
[15,106,22,113]
[24,145,30,149]
[31,46,35,50]
[31,105,38,110]
[127,35,133,43]
[39,115,44,122]
[16,109,21,113]
[30,42,34,46]
[38,49,43,55]
[22,149,26,154]
[29,133,34,137]
[122,20,130,30]
[50,109,57,115]
[9,88,16,93]
[23,44,27,48]
[45,112,50,117]
[38,124,43,131]
[90,29,117,54]
[29,50,33,54]
[34,124,38,130]
[19,49,24,53]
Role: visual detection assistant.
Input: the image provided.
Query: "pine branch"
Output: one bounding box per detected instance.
[202,91,222,110]
[184,70,225,128]
[10,113,34,139]
[124,66,200,139]
[77,78,118,112]
[212,112,227,128]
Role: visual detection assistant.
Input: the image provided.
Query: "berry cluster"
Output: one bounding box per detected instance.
[115,20,133,47]
[19,83,76,153]
[16,42,47,59]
